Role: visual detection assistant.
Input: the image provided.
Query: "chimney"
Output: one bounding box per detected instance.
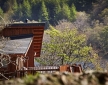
[25,19,28,23]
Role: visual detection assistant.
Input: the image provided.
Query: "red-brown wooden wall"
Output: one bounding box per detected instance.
[1,23,45,57]
[0,23,45,70]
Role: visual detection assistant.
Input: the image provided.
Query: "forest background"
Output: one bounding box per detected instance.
[0,0,108,71]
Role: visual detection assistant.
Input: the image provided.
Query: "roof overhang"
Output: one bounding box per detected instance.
[0,22,45,57]
[1,34,33,56]
[6,22,46,28]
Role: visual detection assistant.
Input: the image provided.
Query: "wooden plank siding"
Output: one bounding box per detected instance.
[1,24,45,58]
[0,23,45,71]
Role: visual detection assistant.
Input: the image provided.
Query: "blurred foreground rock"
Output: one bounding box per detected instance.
[0,71,108,85]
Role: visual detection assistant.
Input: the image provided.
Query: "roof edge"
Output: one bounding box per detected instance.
[6,22,46,27]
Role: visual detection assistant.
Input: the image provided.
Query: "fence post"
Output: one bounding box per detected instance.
[59,65,69,72]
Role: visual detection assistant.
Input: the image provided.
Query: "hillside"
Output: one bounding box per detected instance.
[0,0,108,25]
[1,0,108,70]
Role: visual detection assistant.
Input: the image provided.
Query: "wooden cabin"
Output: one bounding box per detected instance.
[0,22,45,72]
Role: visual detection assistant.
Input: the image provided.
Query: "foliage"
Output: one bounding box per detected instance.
[0,0,108,71]
[11,0,18,18]
[0,0,77,24]
[36,26,99,69]
[73,12,90,31]
[68,0,97,12]
[0,7,4,17]
[99,26,108,56]
[15,4,23,20]
[91,0,108,20]
[99,8,108,25]
[24,73,39,85]
[1,0,106,25]
[3,1,11,12]
[38,1,49,22]
[22,0,31,19]
[86,25,108,59]
[70,4,76,21]
[52,0,61,25]
[11,0,18,12]
[59,3,71,21]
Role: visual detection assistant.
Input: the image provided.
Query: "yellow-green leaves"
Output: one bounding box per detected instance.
[46,25,60,37]
[42,27,94,65]
[78,46,92,57]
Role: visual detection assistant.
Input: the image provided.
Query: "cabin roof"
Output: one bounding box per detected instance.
[2,34,33,54]
[6,22,45,28]
[1,22,45,57]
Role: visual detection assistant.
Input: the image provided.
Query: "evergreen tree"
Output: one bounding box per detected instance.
[3,1,11,13]
[29,0,37,5]
[16,4,23,20]
[0,7,4,17]
[38,1,49,22]
[59,3,71,20]
[12,0,18,12]
[22,0,31,19]
[99,26,108,57]
[31,0,41,20]
[45,0,57,25]
[53,1,61,24]
[70,3,77,21]
[11,0,18,19]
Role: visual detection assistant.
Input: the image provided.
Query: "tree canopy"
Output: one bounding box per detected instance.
[36,26,101,70]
